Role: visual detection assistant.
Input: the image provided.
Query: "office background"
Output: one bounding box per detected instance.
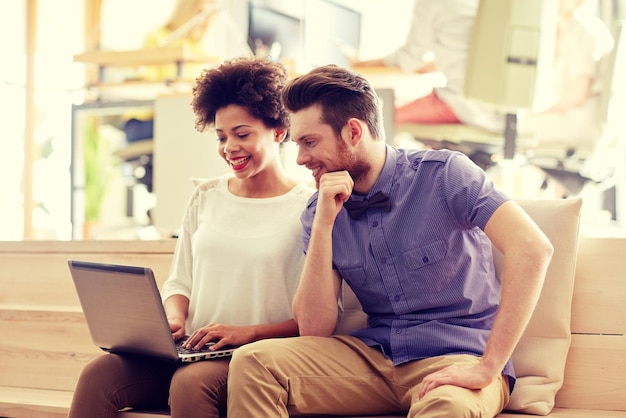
[1,0,624,240]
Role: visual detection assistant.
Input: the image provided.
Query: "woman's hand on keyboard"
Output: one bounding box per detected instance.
[184,323,253,351]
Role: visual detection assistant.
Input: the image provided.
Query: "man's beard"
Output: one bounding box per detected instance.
[336,141,370,189]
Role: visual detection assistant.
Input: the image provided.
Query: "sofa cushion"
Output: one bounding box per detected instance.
[500,198,582,415]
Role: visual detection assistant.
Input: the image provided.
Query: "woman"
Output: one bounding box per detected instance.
[519,0,614,145]
[68,56,314,418]
[351,0,505,132]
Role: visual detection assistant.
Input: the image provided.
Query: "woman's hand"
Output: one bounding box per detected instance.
[164,294,189,342]
[183,323,256,351]
[168,317,186,342]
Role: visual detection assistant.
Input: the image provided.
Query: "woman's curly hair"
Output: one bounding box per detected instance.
[191,56,290,141]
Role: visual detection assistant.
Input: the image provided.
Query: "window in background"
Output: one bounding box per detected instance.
[0,0,83,240]
[0,2,25,240]
[304,0,361,68]
[608,0,626,20]
[616,0,626,18]
[35,0,85,240]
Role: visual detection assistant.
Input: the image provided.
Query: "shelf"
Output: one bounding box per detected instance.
[114,139,154,161]
[74,79,195,102]
[74,46,219,67]
[73,46,218,101]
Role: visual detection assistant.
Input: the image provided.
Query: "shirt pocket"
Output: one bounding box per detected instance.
[401,239,454,293]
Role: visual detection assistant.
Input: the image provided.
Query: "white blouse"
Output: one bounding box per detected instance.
[161,174,314,333]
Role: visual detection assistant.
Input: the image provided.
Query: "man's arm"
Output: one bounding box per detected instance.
[419,200,554,397]
[547,74,593,112]
[350,57,438,74]
[291,230,342,336]
[479,200,554,378]
[292,172,353,336]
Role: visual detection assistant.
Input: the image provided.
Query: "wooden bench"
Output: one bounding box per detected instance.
[0,231,625,417]
[0,240,174,418]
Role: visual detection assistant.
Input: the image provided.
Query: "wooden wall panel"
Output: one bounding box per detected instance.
[570,237,626,335]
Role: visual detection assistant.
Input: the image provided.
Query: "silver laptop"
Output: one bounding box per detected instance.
[68,259,237,362]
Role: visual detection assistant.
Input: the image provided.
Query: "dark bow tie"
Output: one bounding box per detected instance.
[343,191,391,220]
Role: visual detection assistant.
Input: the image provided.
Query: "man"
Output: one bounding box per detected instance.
[227,65,554,418]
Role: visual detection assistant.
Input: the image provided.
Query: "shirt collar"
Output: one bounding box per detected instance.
[367,144,397,198]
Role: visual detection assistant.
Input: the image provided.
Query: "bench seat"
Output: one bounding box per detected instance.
[2,387,626,418]
[1,199,625,417]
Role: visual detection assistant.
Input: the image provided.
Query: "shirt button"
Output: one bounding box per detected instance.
[422,256,430,263]
[395,328,402,334]
[381,257,387,264]
[372,221,378,227]
[393,295,401,302]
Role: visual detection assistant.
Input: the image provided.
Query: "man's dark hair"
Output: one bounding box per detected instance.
[281,65,385,141]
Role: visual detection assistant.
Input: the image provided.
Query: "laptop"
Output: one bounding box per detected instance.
[68,259,237,362]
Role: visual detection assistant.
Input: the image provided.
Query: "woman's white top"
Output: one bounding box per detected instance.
[161,174,314,333]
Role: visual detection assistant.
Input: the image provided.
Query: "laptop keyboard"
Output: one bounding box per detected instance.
[175,339,215,355]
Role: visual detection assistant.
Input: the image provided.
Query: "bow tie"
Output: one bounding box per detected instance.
[343,191,391,220]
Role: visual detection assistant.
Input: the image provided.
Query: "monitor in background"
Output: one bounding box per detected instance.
[462,0,558,158]
[247,2,303,65]
[304,0,361,68]
[464,0,558,113]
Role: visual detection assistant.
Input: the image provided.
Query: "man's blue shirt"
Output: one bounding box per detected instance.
[301,146,514,381]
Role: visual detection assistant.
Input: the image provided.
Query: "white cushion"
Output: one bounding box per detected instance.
[501,198,582,415]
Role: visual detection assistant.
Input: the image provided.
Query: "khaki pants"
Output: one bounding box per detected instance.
[228,335,510,418]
